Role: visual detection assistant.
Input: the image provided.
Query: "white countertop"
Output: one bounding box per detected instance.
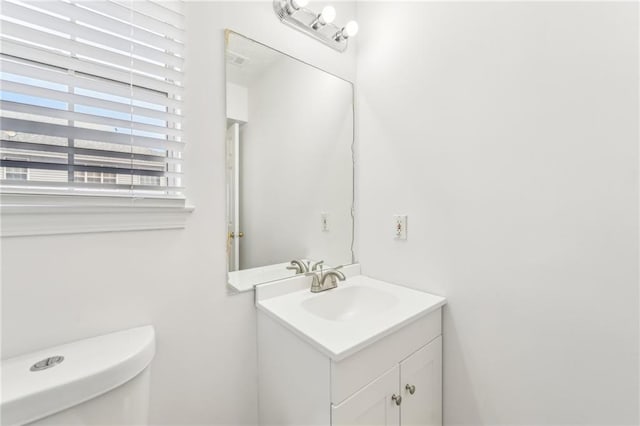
[228,262,297,292]
[256,273,446,361]
[228,259,328,292]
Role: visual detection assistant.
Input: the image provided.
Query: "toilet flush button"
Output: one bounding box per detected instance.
[30,356,64,372]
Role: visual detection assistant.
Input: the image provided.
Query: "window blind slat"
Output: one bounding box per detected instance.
[1,118,185,150]
[1,80,182,123]
[1,140,181,164]
[0,101,182,138]
[83,1,185,42]
[116,0,185,29]
[151,1,183,17]
[0,159,173,177]
[0,179,185,194]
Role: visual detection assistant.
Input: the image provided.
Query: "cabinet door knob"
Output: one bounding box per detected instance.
[391,394,402,406]
[405,384,416,395]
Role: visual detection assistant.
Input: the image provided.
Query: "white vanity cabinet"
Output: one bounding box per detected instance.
[257,306,443,426]
[332,365,400,426]
[399,337,442,425]
[333,336,442,426]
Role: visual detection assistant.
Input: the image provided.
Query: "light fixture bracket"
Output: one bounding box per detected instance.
[273,0,349,52]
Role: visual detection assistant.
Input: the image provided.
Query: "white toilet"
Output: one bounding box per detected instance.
[1,326,155,426]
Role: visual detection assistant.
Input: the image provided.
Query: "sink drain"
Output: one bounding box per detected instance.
[30,356,64,372]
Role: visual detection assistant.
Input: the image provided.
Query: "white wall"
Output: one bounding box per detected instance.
[240,54,353,269]
[226,82,249,123]
[0,2,357,424]
[356,2,638,425]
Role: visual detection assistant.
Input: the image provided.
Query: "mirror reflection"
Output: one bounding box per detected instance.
[225,31,355,292]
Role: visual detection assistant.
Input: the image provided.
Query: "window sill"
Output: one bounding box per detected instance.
[1,193,194,237]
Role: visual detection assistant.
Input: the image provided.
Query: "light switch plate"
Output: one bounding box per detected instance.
[394,215,407,240]
[321,213,330,232]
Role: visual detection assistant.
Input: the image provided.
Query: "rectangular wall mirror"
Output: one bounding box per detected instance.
[225,30,355,293]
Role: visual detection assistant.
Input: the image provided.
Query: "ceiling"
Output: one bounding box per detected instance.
[226,33,282,87]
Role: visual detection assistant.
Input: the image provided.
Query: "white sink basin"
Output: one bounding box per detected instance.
[301,285,399,321]
[256,271,446,360]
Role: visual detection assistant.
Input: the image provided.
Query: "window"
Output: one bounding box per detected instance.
[139,175,162,186]
[2,155,28,180]
[0,0,185,200]
[74,171,117,184]
[4,166,28,181]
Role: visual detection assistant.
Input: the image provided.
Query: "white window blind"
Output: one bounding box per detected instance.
[0,0,185,199]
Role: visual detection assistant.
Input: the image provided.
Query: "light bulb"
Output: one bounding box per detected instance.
[319,5,336,25]
[291,0,308,9]
[335,20,358,41]
[343,20,358,37]
[286,0,308,14]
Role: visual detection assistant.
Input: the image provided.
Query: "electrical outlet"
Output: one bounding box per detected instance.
[321,213,330,232]
[394,215,407,240]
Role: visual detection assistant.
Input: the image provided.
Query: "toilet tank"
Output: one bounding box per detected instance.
[1,326,155,426]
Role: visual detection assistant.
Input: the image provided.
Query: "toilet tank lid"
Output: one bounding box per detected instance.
[1,325,155,426]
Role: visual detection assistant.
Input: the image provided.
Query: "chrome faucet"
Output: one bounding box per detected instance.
[287,259,309,274]
[307,266,346,293]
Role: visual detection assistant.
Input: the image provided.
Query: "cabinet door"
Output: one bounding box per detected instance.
[400,336,442,426]
[332,366,400,426]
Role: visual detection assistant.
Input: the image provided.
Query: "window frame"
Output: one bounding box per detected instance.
[1,191,194,237]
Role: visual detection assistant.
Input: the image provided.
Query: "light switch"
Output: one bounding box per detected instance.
[321,213,330,232]
[394,215,407,240]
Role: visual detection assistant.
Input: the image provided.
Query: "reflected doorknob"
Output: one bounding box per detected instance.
[405,384,416,395]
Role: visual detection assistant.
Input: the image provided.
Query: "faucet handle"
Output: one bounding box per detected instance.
[288,259,310,274]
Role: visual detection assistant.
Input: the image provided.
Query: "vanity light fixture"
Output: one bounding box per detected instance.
[273,0,358,52]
